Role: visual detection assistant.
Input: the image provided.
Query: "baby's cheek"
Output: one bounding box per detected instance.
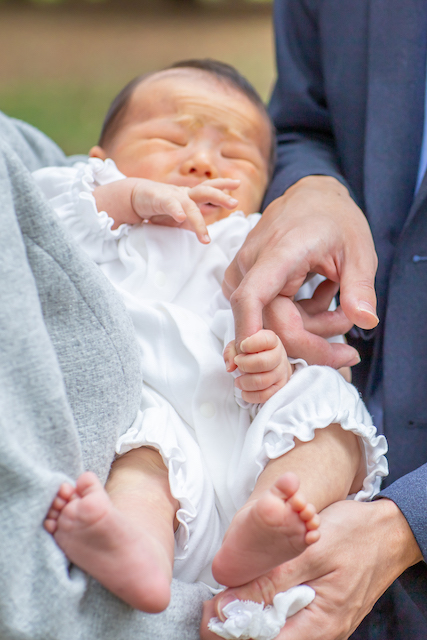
[237,184,264,214]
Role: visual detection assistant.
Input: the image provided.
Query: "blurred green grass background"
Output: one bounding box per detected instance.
[0,4,275,155]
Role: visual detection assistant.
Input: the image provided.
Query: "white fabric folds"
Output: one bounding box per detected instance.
[208,586,315,640]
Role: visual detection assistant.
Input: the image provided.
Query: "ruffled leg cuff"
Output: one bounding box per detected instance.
[115,399,223,585]
[227,364,388,511]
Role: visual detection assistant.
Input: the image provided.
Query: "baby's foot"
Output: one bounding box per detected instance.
[44,472,171,612]
[212,472,320,587]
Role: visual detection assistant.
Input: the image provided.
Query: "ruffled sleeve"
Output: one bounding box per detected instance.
[33,158,131,263]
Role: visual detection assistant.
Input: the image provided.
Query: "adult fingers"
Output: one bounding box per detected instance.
[200,599,225,640]
[224,205,313,345]
[339,270,379,330]
[289,333,360,368]
[263,302,359,367]
[296,305,354,338]
[299,279,339,315]
[338,223,379,330]
[229,264,307,347]
[213,559,312,618]
[274,599,353,640]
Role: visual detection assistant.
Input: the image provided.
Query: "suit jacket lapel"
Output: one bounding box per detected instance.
[404,164,427,233]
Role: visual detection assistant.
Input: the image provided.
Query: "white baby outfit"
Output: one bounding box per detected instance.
[33,158,388,589]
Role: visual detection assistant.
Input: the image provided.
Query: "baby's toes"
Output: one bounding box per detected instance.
[287,489,308,513]
[298,502,317,523]
[46,506,60,521]
[76,471,103,497]
[274,472,300,500]
[306,512,321,531]
[44,517,58,534]
[51,495,68,512]
[57,482,77,502]
[305,528,321,545]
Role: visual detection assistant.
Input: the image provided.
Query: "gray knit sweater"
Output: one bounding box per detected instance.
[0,112,211,640]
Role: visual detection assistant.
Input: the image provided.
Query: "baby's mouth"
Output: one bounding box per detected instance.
[200,202,221,216]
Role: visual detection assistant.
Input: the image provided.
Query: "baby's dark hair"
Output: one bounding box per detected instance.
[98,58,276,178]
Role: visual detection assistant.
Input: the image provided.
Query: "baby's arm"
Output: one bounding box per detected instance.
[224,329,293,404]
[93,177,239,243]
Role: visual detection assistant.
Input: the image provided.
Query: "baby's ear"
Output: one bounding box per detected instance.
[89,145,107,159]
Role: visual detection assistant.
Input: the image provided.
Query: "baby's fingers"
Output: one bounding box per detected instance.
[158,196,188,223]
[236,374,285,404]
[234,348,283,374]
[182,198,211,243]
[240,330,283,355]
[235,370,280,392]
[234,331,285,373]
[223,340,238,372]
[189,185,239,210]
[198,178,241,191]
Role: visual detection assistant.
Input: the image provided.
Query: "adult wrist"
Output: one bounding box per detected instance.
[285,174,351,200]
[373,497,423,573]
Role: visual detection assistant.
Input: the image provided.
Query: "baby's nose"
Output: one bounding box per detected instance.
[180,152,219,179]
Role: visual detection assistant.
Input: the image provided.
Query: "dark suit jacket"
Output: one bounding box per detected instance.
[264,1,427,636]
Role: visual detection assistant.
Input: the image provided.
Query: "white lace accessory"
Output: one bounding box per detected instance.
[208,585,315,640]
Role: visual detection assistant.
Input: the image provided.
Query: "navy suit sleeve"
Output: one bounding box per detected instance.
[265,0,348,207]
[379,464,427,561]
[377,466,427,616]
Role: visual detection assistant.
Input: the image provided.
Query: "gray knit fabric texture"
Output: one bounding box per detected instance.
[0,115,211,640]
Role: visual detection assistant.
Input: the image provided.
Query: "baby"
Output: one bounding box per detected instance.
[39,59,387,616]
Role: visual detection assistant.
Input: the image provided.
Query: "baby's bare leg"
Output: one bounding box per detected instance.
[212,423,363,587]
[44,448,178,612]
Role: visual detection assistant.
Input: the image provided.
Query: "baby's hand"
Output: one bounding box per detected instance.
[132,178,240,243]
[224,329,293,404]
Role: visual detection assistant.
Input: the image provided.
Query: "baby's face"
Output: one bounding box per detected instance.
[91,69,271,224]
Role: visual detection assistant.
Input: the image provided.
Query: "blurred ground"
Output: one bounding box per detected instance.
[0,5,275,154]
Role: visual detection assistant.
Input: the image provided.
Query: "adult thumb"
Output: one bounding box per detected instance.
[339,262,379,330]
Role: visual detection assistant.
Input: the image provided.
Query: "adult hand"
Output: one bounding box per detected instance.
[200,499,422,640]
[223,176,379,367]
[262,281,357,367]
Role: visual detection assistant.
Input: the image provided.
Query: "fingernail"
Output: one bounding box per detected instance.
[345,354,361,367]
[217,592,239,621]
[357,301,379,322]
[202,234,211,243]
[239,338,248,353]
[229,198,238,205]
[225,360,232,372]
